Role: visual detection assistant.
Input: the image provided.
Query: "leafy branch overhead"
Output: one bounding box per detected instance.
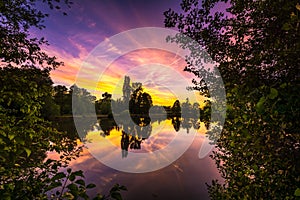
[0,0,72,69]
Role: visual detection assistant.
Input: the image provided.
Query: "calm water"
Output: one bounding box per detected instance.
[51,117,222,200]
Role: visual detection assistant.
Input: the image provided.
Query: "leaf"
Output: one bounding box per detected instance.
[86,183,96,189]
[282,23,291,31]
[295,188,300,196]
[67,183,79,196]
[69,173,75,181]
[46,182,62,192]
[73,170,84,177]
[268,88,278,99]
[62,192,74,199]
[118,185,127,191]
[256,96,265,114]
[67,183,78,192]
[110,192,122,200]
[24,148,31,157]
[75,179,85,186]
[51,172,66,181]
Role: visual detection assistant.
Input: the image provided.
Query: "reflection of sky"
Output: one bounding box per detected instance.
[86,119,176,153]
[64,119,221,200]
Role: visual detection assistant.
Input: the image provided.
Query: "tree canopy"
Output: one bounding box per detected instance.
[0,0,73,69]
[165,0,300,199]
[0,1,128,199]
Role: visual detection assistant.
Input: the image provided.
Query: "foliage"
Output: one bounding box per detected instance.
[53,85,72,115]
[96,92,113,117]
[0,66,78,199]
[0,0,73,69]
[0,63,126,200]
[165,0,300,199]
[0,1,126,199]
[129,86,153,116]
[70,84,96,116]
[47,168,127,200]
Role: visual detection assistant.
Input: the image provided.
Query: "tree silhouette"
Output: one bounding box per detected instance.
[129,86,153,126]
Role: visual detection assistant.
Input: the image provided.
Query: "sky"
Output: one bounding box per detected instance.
[35,0,205,105]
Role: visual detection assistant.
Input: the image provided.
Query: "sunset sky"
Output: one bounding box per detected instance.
[35,0,205,105]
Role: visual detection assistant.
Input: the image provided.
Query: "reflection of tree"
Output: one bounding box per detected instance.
[170,100,181,117]
[172,117,181,132]
[99,118,117,136]
[200,100,211,129]
[91,75,207,157]
[120,118,152,158]
[182,118,193,134]
[191,118,200,130]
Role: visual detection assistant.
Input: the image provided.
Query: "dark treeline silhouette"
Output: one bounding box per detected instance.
[44,75,210,158]
[95,75,204,121]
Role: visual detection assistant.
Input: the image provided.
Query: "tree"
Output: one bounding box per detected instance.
[129,86,153,126]
[129,86,153,115]
[0,66,80,199]
[53,85,72,115]
[0,0,73,69]
[0,1,127,199]
[165,0,300,199]
[71,84,96,115]
[96,92,113,117]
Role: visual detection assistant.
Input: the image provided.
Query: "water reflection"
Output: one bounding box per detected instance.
[62,117,220,200]
[51,116,220,199]
[53,115,202,156]
[88,115,202,158]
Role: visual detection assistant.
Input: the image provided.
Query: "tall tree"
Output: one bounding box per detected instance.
[165,0,300,199]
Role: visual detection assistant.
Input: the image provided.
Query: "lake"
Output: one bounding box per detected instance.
[51,117,222,200]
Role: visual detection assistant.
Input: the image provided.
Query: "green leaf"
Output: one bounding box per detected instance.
[282,23,291,31]
[118,185,127,191]
[256,96,265,114]
[67,183,79,196]
[62,192,74,199]
[75,179,85,186]
[8,134,15,140]
[268,88,278,99]
[86,183,96,189]
[24,148,31,157]
[67,183,78,192]
[51,172,66,181]
[15,137,25,145]
[110,192,122,200]
[69,173,76,181]
[295,188,300,196]
[73,170,84,177]
[46,182,62,192]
